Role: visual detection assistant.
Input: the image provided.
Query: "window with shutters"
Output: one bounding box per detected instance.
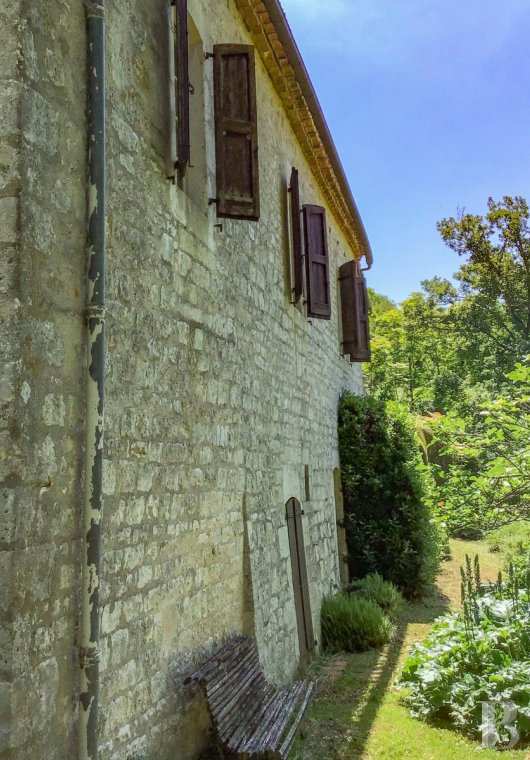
[338,260,371,362]
[303,205,331,319]
[288,167,305,307]
[169,2,207,207]
[287,171,333,320]
[212,44,260,221]
[171,0,190,175]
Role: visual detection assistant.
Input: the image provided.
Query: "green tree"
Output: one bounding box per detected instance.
[437,195,530,369]
[364,305,409,404]
[365,289,460,413]
[368,287,395,316]
[428,360,530,536]
[366,197,530,415]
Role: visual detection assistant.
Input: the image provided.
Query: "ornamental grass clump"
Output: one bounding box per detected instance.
[321,594,392,654]
[348,573,403,619]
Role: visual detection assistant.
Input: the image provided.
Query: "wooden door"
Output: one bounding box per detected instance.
[333,468,349,585]
[286,498,315,663]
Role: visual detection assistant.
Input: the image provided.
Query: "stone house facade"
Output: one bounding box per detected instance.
[0,1,372,759]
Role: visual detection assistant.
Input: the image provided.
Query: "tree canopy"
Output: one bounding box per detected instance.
[366,196,530,415]
[365,196,530,535]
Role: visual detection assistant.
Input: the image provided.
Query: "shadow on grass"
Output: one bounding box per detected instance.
[291,584,451,760]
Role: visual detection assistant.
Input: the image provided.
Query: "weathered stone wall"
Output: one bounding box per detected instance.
[100,3,364,754]
[0,3,22,754]
[1,1,88,758]
[1,0,365,758]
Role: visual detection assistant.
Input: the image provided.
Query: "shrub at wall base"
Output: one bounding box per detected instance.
[338,394,439,599]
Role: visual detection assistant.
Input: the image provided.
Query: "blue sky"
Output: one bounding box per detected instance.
[280,0,530,303]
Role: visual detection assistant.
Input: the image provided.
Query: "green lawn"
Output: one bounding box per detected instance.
[292,539,529,759]
[486,522,530,557]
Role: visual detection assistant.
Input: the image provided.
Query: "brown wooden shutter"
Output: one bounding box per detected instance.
[303,205,331,319]
[289,168,304,302]
[173,0,190,172]
[339,260,371,361]
[213,44,260,221]
[286,498,315,661]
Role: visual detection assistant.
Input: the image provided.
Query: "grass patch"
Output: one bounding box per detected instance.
[486,521,530,557]
[292,540,529,759]
[437,537,505,611]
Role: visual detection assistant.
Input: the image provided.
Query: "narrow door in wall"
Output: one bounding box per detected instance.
[286,497,315,664]
[333,468,349,585]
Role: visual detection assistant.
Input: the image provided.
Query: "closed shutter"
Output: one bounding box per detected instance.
[339,260,371,361]
[303,205,331,319]
[289,168,304,302]
[173,0,190,172]
[213,44,260,220]
[286,498,315,661]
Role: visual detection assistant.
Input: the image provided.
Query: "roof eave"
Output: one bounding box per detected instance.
[236,0,373,268]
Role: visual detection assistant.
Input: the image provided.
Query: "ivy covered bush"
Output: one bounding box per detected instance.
[338,394,439,599]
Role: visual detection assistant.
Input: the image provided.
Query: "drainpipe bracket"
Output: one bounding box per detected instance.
[79,645,101,669]
[85,2,105,19]
[85,304,107,324]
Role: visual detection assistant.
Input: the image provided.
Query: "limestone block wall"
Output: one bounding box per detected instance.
[1,1,366,758]
[1,1,87,758]
[0,3,22,755]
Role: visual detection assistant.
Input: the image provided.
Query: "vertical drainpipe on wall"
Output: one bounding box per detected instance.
[80,2,106,759]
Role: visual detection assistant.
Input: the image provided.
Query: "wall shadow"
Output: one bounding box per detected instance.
[292,584,451,759]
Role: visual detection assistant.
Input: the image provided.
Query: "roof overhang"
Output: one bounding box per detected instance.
[235,0,373,268]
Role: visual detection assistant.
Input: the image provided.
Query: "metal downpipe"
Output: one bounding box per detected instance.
[80,2,106,759]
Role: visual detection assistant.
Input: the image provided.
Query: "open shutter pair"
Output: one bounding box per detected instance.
[171,6,260,219]
[339,260,371,361]
[289,168,331,319]
[172,0,190,173]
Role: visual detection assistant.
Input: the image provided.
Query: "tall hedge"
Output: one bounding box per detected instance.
[338,394,438,599]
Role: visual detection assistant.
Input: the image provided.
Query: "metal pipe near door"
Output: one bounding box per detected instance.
[80,2,106,759]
